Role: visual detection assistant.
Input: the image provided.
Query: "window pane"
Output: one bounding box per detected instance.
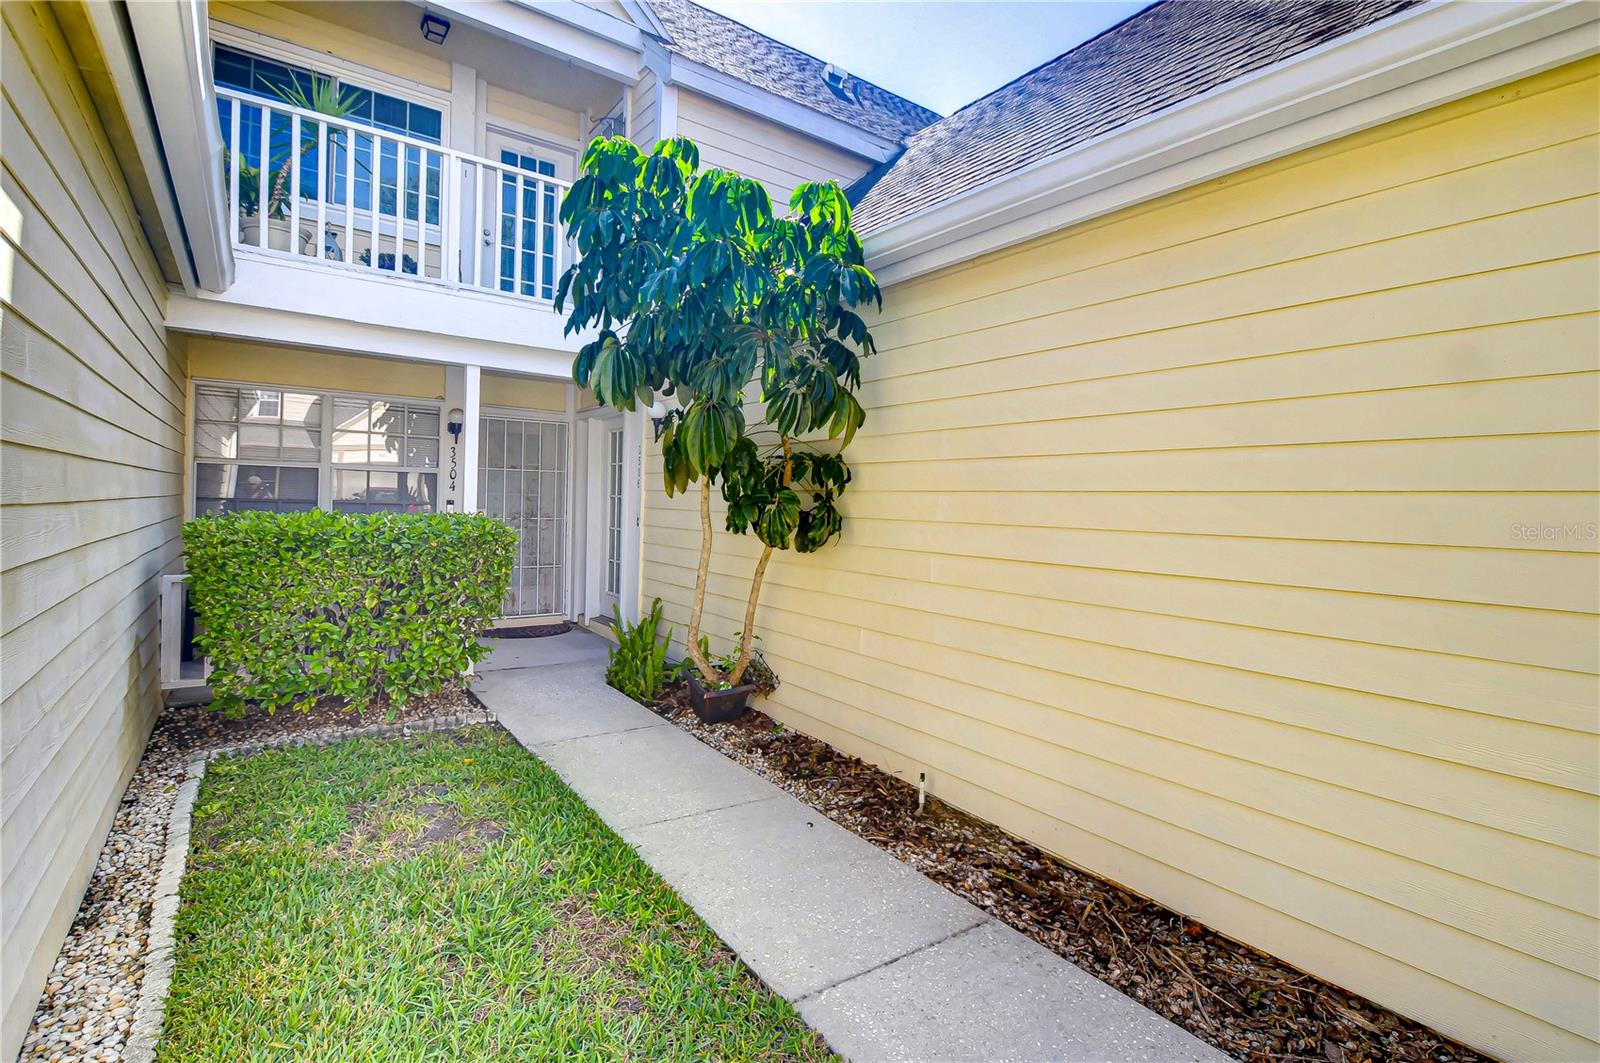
[236,423,280,460]
[242,389,282,421]
[195,422,236,460]
[196,463,317,513]
[197,386,237,421]
[281,425,320,460]
[331,429,368,464]
[333,469,368,505]
[282,391,322,427]
[409,103,441,142]
[334,397,370,431]
[406,409,439,437]
[405,436,439,469]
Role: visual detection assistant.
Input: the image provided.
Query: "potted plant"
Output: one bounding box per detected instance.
[232,74,365,255]
[556,137,878,719]
[679,634,779,722]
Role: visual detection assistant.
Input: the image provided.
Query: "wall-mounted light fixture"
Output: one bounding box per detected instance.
[419,12,450,45]
[647,399,668,442]
[447,407,464,439]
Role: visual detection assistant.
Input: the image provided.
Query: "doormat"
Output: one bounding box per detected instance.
[481,621,573,639]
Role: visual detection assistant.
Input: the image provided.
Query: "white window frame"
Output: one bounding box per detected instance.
[192,377,444,515]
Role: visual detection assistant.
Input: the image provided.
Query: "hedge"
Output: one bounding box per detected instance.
[182,511,517,713]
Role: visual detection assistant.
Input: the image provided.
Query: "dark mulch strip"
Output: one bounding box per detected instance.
[648,681,1486,1063]
[481,621,573,639]
[164,685,480,754]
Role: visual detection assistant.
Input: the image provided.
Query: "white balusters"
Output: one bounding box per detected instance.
[214,86,569,303]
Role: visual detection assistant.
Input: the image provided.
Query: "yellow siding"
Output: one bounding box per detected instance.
[210,0,452,91]
[641,60,1600,1061]
[0,4,188,1056]
[482,371,566,412]
[677,91,872,206]
[485,86,581,144]
[188,337,445,399]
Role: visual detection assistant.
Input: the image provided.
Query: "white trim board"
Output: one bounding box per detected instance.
[863,0,1600,286]
[165,254,591,375]
[123,0,234,293]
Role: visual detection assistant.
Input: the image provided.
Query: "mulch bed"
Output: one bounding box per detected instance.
[164,685,483,752]
[648,681,1486,1063]
[481,621,573,639]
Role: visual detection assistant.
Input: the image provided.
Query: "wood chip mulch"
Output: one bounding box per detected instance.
[648,681,1487,1063]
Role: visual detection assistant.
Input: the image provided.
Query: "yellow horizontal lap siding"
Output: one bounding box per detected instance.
[210,1,452,91]
[639,59,1600,1059]
[0,4,187,1057]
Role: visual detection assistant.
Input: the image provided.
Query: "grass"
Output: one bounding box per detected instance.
[160,726,832,1062]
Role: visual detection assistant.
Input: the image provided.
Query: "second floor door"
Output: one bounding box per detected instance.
[483,131,574,302]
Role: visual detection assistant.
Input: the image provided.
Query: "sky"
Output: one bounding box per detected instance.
[690,0,1150,115]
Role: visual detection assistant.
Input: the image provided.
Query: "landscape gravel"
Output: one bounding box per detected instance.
[16,686,484,1063]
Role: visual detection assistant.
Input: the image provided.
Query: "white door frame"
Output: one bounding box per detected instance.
[579,409,624,622]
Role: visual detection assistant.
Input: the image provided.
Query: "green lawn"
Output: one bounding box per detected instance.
[161,727,831,1062]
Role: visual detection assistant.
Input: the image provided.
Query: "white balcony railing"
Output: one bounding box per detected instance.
[216,87,572,303]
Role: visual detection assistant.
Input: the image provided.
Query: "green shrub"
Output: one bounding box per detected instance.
[183,511,516,713]
[606,599,672,703]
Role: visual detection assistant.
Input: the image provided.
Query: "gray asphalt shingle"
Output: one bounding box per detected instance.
[851,0,1421,231]
[648,0,942,144]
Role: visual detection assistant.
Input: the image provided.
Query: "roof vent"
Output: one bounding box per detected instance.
[821,63,858,103]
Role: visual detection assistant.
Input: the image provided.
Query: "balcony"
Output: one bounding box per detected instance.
[216,86,573,306]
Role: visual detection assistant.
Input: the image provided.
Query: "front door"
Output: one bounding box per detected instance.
[479,414,567,617]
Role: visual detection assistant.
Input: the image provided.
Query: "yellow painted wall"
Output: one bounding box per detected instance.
[483,371,566,412]
[641,59,1600,1061]
[1,5,188,1055]
[188,337,445,398]
[210,1,452,91]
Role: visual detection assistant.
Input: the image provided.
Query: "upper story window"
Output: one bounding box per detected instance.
[213,45,442,143]
[213,43,445,230]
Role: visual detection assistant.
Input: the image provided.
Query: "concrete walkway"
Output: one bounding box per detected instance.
[473,634,1226,1063]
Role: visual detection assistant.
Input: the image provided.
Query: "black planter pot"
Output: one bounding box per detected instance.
[687,673,755,723]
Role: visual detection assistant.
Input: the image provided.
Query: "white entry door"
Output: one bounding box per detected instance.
[479,414,567,617]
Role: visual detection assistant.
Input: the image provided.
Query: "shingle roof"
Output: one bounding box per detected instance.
[852,0,1421,231]
[647,0,941,144]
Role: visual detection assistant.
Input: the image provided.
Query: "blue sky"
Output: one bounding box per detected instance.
[691,1,1150,114]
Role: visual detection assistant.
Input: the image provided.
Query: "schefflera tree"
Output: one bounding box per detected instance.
[557,136,880,687]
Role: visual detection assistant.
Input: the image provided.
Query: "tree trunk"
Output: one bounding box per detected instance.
[685,473,721,684]
[728,437,792,686]
[727,544,772,686]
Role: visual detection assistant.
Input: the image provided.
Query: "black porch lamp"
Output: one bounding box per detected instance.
[420,12,450,45]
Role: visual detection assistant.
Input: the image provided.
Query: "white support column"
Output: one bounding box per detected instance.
[619,407,645,624]
[461,364,481,514]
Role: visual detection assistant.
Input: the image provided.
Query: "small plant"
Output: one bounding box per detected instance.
[606,599,673,702]
[674,632,780,698]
